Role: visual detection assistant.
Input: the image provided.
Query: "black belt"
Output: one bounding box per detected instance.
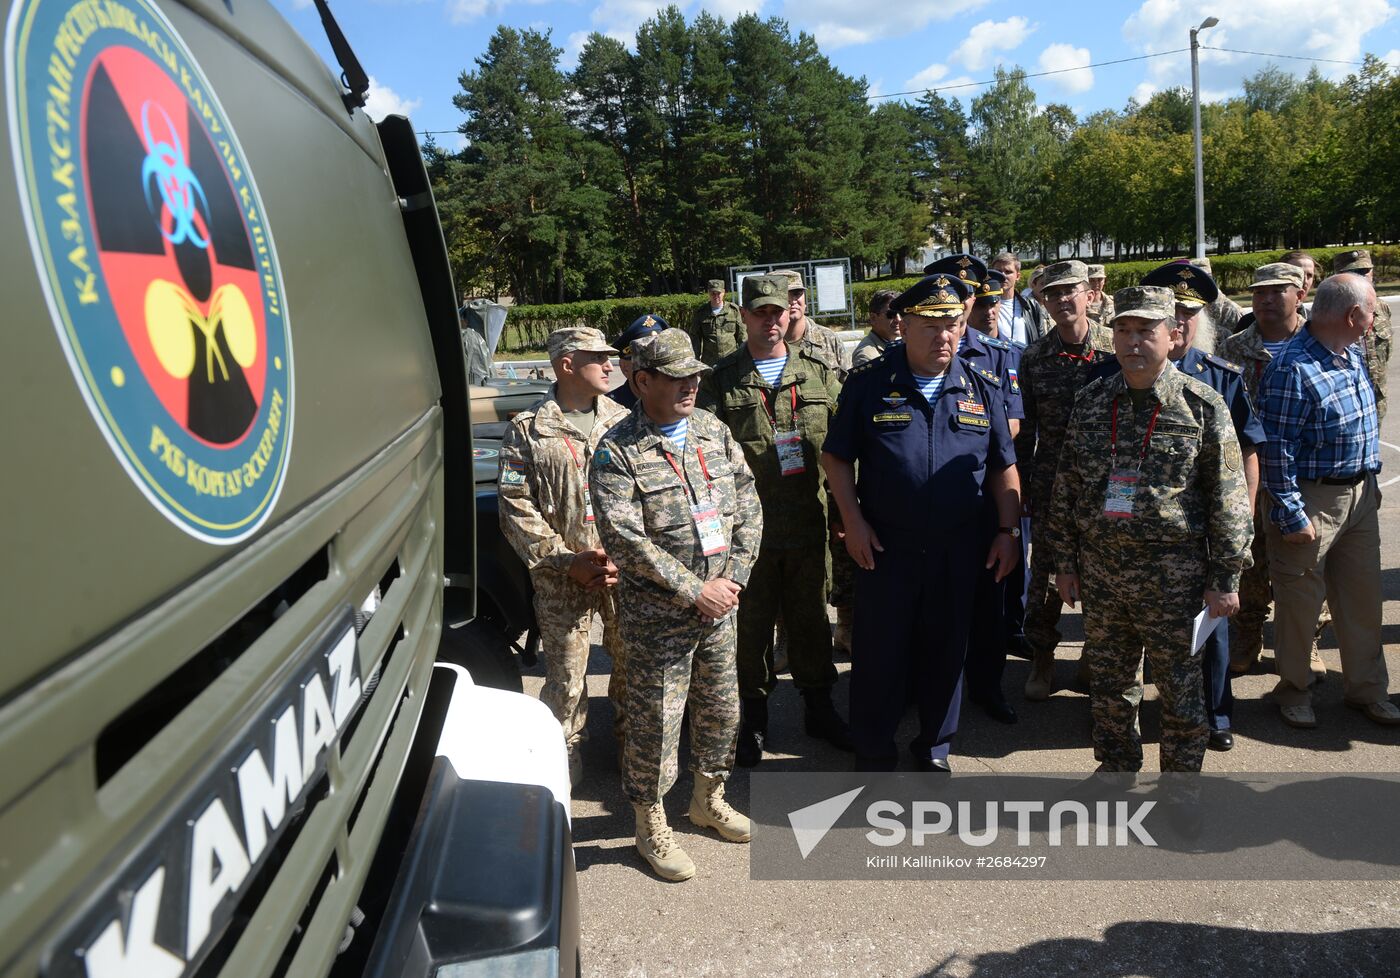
[1316,472,1367,486]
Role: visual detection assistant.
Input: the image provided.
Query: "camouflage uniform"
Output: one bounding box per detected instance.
[1087,293,1116,326]
[1218,323,1287,663]
[799,317,851,376]
[698,345,841,700]
[689,299,745,367]
[591,403,762,807]
[1045,364,1253,771]
[1363,299,1390,421]
[498,387,631,748]
[1014,322,1116,664]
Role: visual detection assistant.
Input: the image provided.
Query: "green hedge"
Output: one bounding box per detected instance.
[500,246,1396,353]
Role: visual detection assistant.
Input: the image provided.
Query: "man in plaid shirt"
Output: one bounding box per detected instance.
[1258,273,1398,729]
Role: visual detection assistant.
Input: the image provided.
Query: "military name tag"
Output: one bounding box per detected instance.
[774,429,806,476]
[693,501,728,556]
[956,415,990,429]
[874,412,912,424]
[1104,468,1139,518]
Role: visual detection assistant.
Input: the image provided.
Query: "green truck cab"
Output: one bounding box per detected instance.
[0,0,576,974]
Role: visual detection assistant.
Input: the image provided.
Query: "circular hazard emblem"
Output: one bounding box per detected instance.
[7,0,292,544]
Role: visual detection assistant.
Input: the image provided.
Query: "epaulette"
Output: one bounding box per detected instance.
[1204,353,1243,374]
[972,366,1002,386]
[846,352,887,377]
[980,334,1012,351]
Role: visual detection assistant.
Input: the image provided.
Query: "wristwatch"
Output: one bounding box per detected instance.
[997,526,1021,539]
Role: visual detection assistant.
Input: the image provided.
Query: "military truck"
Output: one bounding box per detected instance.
[0,0,576,974]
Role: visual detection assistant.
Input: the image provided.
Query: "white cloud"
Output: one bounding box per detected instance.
[1038,43,1094,93]
[698,0,764,20]
[363,76,421,121]
[950,16,1035,70]
[1384,48,1400,69]
[902,62,978,93]
[792,0,991,50]
[1123,0,1396,92]
[867,78,885,99]
[446,0,551,26]
[1132,80,1158,104]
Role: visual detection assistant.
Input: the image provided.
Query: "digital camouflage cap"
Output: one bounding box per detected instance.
[1333,249,1374,274]
[548,326,618,361]
[1111,285,1176,322]
[1248,263,1306,289]
[742,274,791,311]
[631,328,710,377]
[1041,259,1089,289]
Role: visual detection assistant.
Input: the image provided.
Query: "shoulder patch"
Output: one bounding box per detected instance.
[594,447,613,467]
[1204,353,1244,374]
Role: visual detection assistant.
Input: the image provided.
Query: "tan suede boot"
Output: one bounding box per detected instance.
[1024,650,1056,701]
[633,803,695,881]
[688,773,752,842]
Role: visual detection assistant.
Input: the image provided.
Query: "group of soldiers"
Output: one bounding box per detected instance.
[497,247,1393,881]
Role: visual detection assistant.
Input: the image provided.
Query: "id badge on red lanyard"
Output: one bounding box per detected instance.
[1102,399,1161,520]
[760,386,806,476]
[666,446,728,555]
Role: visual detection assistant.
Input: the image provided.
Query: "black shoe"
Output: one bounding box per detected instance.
[1207,729,1235,752]
[803,688,854,751]
[735,724,766,767]
[970,693,1018,725]
[916,757,952,773]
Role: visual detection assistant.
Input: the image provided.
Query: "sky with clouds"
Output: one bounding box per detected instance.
[273,0,1400,148]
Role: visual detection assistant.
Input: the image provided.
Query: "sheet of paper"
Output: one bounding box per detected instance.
[813,264,846,312]
[1191,605,1224,656]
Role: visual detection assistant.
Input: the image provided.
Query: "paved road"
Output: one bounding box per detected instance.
[526,336,1400,978]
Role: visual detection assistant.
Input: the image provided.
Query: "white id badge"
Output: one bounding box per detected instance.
[774,429,806,476]
[1103,468,1139,518]
[583,482,595,523]
[692,501,728,555]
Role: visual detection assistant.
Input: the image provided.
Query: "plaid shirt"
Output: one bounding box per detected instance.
[1259,328,1382,533]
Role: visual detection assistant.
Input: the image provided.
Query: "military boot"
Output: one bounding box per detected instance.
[1229,628,1263,674]
[1024,650,1056,701]
[832,605,854,657]
[735,697,768,768]
[633,803,696,881]
[688,773,752,842]
[803,687,853,751]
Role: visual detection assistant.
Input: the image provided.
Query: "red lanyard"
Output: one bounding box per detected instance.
[664,444,714,501]
[757,386,799,430]
[563,436,584,470]
[1110,399,1162,468]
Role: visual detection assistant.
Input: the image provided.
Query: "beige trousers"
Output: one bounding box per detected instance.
[1265,475,1388,707]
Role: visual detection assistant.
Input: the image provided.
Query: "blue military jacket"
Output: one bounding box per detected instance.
[1091,348,1266,448]
[959,328,1025,421]
[823,345,1017,550]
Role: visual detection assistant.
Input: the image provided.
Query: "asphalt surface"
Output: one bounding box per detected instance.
[523,322,1400,978]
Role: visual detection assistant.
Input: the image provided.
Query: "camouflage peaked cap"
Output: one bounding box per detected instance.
[1086,264,1107,280]
[707,278,726,292]
[1111,285,1176,323]
[1333,249,1374,274]
[631,328,710,377]
[742,274,791,310]
[1249,263,1305,289]
[772,268,806,291]
[1041,260,1089,290]
[548,326,618,361]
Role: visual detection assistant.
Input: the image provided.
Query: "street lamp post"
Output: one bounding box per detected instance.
[1191,16,1219,259]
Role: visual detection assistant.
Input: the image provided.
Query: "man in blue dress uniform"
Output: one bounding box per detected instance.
[609,314,668,410]
[960,269,1026,723]
[822,274,1023,771]
[1090,262,1265,751]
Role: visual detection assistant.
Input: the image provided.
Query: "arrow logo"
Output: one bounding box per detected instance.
[787,787,864,859]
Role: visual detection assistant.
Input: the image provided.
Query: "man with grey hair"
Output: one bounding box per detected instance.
[1256,273,1397,729]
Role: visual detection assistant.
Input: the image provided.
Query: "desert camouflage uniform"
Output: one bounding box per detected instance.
[1086,293,1116,326]
[850,331,895,367]
[689,300,746,366]
[1362,299,1391,421]
[1045,368,1253,771]
[1014,323,1116,660]
[498,389,631,747]
[590,407,762,806]
[698,345,841,699]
